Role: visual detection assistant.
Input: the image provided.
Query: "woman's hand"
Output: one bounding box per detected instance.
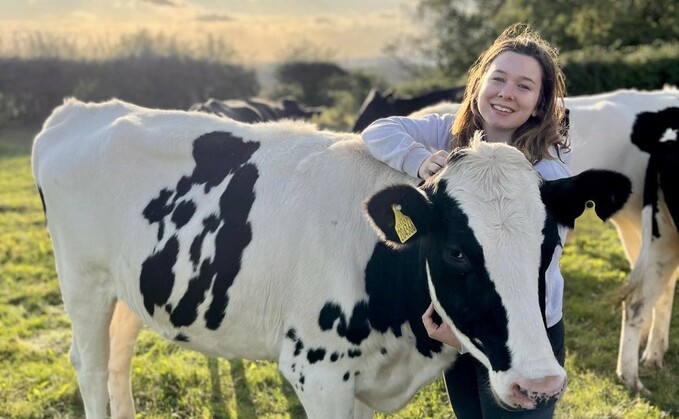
[418,150,448,179]
[422,303,462,350]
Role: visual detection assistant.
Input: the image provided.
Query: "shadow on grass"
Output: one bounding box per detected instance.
[229,359,254,418]
[206,356,231,419]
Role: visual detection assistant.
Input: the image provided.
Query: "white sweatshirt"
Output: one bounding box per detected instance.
[362,113,570,328]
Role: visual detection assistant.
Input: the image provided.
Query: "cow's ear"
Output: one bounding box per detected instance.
[540,169,631,228]
[365,184,433,246]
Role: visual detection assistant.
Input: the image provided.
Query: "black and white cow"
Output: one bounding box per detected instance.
[190,97,324,123]
[408,87,679,393]
[352,87,465,133]
[32,99,630,418]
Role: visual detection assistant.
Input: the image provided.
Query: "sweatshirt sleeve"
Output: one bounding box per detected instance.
[361,113,455,178]
[533,147,572,181]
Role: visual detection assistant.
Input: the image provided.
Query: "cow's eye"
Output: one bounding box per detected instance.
[443,247,468,265]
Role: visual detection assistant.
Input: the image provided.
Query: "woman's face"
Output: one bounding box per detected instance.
[477,51,543,142]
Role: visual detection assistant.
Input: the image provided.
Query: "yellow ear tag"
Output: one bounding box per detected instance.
[391,204,417,243]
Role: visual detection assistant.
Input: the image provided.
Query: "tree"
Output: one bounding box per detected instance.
[407,0,679,80]
[410,0,505,79]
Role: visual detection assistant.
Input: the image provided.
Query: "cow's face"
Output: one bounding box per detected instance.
[366,137,630,409]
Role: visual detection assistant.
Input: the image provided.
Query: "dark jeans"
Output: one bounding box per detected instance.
[444,320,565,419]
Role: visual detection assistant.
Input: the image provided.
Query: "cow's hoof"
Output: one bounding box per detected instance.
[617,372,650,396]
[639,348,665,369]
[640,352,663,370]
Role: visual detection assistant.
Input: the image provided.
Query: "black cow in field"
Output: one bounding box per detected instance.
[352,86,465,132]
[190,97,324,123]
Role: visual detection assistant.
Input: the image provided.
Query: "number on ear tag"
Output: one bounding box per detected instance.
[391,204,417,243]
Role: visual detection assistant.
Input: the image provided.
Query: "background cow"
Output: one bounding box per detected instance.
[352,86,465,133]
[190,96,324,123]
[32,99,629,418]
[405,87,679,393]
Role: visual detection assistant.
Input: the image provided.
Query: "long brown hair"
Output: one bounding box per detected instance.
[451,23,569,163]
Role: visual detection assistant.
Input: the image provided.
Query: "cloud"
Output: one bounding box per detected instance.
[139,0,179,6]
[195,14,235,22]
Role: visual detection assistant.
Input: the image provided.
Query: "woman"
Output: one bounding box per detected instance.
[361,23,570,418]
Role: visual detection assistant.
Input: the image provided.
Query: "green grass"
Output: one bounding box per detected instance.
[1,127,677,418]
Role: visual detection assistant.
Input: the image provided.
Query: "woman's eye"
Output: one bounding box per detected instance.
[492,77,504,83]
[518,84,530,90]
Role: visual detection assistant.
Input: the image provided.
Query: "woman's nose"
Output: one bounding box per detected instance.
[498,87,514,100]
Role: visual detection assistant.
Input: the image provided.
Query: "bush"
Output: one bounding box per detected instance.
[562,41,679,95]
[0,56,259,127]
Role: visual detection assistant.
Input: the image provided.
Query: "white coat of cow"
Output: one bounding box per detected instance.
[32,99,630,418]
[410,87,679,393]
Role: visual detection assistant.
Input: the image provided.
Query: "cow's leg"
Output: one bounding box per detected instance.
[610,216,656,341]
[353,398,374,419]
[617,220,678,393]
[640,197,679,370]
[108,300,143,419]
[279,360,355,419]
[611,214,642,266]
[641,275,677,369]
[62,270,116,418]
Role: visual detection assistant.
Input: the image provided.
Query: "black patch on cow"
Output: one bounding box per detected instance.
[630,108,679,154]
[170,260,214,326]
[318,301,371,345]
[631,108,679,237]
[165,304,172,314]
[538,211,562,327]
[175,333,189,342]
[176,176,192,199]
[423,183,511,372]
[189,215,220,268]
[192,132,260,193]
[447,148,468,165]
[286,328,297,341]
[541,170,631,229]
[307,348,326,364]
[37,187,47,224]
[140,235,179,316]
[143,188,175,240]
[172,200,196,229]
[140,131,260,327]
[380,347,387,355]
[330,352,340,362]
[295,341,304,356]
[299,374,305,385]
[644,142,679,238]
[348,349,361,358]
[343,372,350,381]
[363,240,444,357]
[658,144,679,233]
[204,163,258,329]
[630,300,644,320]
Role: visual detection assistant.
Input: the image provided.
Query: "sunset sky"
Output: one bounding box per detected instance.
[0,0,422,63]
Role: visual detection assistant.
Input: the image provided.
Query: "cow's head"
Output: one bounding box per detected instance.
[365,134,630,409]
[352,88,395,132]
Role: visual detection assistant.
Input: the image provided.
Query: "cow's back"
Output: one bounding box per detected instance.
[33,99,413,359]
[565,90,679,219]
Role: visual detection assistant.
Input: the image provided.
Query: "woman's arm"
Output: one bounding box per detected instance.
[361,113,455,178]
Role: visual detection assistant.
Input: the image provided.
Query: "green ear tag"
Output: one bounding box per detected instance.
[391,204,417,243]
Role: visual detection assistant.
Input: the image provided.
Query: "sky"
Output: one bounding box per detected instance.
[0,0,422,63]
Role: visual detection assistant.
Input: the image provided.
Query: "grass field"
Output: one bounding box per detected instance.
[1,127,677,418]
